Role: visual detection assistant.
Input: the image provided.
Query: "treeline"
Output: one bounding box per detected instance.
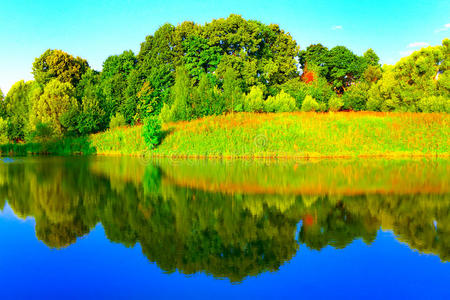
[0,14,449,143]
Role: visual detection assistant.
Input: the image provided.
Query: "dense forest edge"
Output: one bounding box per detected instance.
[0,14,449,156]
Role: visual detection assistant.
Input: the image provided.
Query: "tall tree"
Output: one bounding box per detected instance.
[100,50,136,123]
[30,79,79,136]
[32,49,89,86]
[3,80,33,141]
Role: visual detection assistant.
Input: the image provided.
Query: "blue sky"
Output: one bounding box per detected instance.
[0,0,449,94]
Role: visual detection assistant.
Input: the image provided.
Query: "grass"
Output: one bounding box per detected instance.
[0,136,95,156]
[2,112,449,158]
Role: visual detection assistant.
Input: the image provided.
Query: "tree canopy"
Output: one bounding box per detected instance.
[0,15,448,144]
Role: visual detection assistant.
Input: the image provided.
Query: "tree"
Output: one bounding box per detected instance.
[76,70,107,134]
[133,24,177,120]
[363,49,380,66]
[30,79,79,136]
[164,67,192,122]
[299,44,370,92]
[222,67,243,112]
[368,39,449,112]
[243,85,264,112]
[3,80,33,141]
[100,50,137,123]
[182,36,222,80]
[32,49,89,86]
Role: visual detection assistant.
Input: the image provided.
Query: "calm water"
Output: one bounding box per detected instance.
[0,156,449,299]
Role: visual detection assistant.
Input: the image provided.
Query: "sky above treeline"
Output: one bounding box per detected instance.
[1,0,449,94]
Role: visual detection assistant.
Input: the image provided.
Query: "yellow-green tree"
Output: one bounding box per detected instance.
[30,79,79,136]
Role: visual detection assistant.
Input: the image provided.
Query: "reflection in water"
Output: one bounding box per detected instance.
[0,157,448,282]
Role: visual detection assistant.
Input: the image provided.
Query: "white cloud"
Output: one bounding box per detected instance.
[407,42,429,48]
[435,23,450,33]
[331,25,343,30]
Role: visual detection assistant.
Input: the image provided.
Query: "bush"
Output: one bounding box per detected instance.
[264,90,297,112]
[418,96,450,113]
[301,95,319,112]
[328,95,344,112]
[143,116,162,149]
[243,86,264,112]
[109,113,127,129]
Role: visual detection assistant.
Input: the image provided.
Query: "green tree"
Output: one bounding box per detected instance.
[30,79,79,136]
[100,50,137,123]
[243,85,264,112]
[363,48,380,66]
[32,49,89,86]
[222,67,243,112]
[182,36,222,80]
[132,24,178,120]
[368,39,449,112]
[3,80,33,141]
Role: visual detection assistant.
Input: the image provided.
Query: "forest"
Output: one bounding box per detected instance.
[0,14,449,145]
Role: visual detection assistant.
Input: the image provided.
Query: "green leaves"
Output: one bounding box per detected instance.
[32,49,89,86]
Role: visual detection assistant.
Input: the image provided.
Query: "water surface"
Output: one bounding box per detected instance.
[0,157,449,299]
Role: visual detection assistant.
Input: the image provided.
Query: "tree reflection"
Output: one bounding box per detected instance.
[0,157,448,282]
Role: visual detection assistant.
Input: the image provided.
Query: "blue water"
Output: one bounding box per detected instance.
[0,157,448,299]
[0,204,448,299]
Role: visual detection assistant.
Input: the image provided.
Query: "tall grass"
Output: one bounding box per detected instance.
[0,136,95,156]
[2,112,449,158]
[92,112,449,158]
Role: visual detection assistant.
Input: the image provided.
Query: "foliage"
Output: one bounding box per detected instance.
[182,36,222,80]
[2,80,33,141]
[328,95,344,112]
[299,44,369,92]
[243,86,264,112]
[222,67,243,112]
[368,39,450,112]
[0,117,9,144]
[264,90,297,112]
[301,95,319,112]
[167,67,192,122]
[418,96,450,113]
[109,112,127,129]
[100,50,137,123]
[30,79,79,137]
[342,82,370,111]
[143,116,163,149]
[32,49,89,86]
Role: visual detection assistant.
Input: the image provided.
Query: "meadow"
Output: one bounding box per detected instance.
[89,112,449,158]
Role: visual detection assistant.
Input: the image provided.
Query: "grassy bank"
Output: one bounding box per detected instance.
[90,112,449,158]
[1,112,448,158]
[0,136,95,156]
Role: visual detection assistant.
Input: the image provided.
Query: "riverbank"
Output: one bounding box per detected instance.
[1,112,449,158]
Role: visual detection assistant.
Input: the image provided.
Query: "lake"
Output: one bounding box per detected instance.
[0,156,449,299]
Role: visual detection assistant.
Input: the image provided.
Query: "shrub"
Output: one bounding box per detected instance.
[328,95,344,112]
[109,113,127,129]
[418,96,450,113]
[143,116,162,149]
[243,86,264,112]
[264,90,297,112]
[301,95,319,112]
